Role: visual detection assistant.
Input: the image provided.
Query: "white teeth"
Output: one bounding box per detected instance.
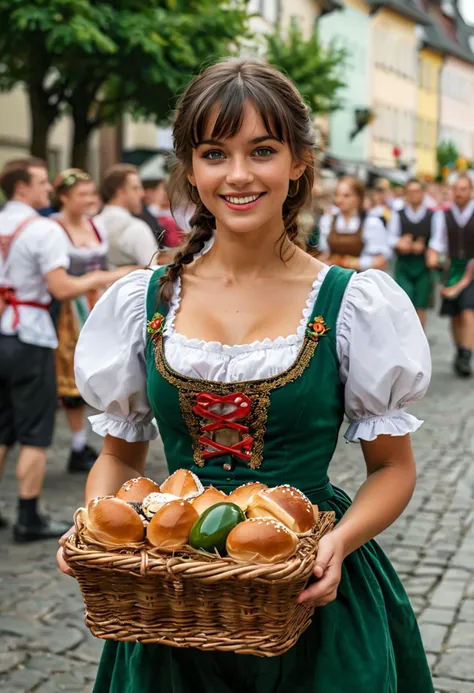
[224,194,260,205]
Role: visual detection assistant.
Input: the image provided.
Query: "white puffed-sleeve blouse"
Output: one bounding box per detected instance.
[75,261,431,445]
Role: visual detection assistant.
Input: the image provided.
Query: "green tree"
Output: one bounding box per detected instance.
[437,140,459,171]
[265,19,347,115]
[0,0,249,169]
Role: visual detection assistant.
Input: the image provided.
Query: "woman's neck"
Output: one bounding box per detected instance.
[202,225,296,280]
[62,210,85,228]
[342,209,358,223]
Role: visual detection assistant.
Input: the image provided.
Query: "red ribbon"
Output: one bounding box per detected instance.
[0,288,50,329]
[193,392,253,461]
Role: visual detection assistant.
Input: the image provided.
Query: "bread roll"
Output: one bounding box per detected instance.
[191,486,230,515]
[142,492,180,520]
[160,469,204,500]
[247,485,315,534]
[226,518,298,564]
[116,477,161,503]
[86,496,145,546]
[312,504,319,523]
[228,482,268,512]
[147,500,198,551]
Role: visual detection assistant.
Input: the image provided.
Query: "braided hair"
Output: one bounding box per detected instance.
[159,57,316,302]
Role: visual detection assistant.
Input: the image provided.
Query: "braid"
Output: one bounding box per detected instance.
[158,208,214,303]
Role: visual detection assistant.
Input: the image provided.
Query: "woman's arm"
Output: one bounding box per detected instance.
[85,435,149,503]
[298,434,415,605]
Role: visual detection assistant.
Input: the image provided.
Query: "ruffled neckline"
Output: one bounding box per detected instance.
[162,235,329,354]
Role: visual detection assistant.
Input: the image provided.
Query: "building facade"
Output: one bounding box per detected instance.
[439,55,474,160]
[319,0,372,165]
[416,46,442,177]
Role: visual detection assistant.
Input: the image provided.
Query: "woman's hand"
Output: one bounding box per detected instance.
[297,531,345,607]
[56,525,75,578]
[412,238,426,255]
[396,234,413,255]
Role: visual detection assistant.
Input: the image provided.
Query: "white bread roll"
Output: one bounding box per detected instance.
[86,496,145,545]
[228,482,268,512]
[247,485,315,534]
[142,492,180,520]
[115,477,161,503]
[226,518,298,564]
[191,486,230,515]
[147,499,199,551]
[160,469,204,500]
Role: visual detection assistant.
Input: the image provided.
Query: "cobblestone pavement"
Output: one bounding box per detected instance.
[0,312,474,692]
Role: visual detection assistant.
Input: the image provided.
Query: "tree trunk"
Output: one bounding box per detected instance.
[71,104,94,170]
[27,83,55,162]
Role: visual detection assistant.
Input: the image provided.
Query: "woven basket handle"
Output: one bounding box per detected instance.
[74,507,87,534]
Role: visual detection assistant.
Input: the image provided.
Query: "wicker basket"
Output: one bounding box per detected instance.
[64,509,335,657]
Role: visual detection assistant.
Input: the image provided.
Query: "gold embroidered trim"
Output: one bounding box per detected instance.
[154,336,319,470]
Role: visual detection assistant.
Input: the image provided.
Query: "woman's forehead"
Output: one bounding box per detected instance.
[199,100,280,144]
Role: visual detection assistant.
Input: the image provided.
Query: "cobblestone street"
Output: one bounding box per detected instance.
[0,312,473,692]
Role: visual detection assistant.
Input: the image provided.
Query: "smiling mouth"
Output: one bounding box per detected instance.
[221,193,265,205]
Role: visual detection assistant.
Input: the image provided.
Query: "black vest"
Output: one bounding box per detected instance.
[445,208,474,260]
[399,208,433,241]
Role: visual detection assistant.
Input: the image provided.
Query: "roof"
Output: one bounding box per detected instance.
[367,0,431,24]
[419,2,474,64]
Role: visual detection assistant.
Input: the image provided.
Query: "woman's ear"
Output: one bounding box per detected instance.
[187,170,196,187]
[290,161,306,181]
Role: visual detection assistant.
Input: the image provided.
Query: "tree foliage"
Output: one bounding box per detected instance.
[437,140,460,170]
[265,19,347,115]
[0,0,250,167]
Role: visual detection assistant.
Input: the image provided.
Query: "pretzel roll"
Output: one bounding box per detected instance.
[147,500,199,551]
[86,496,145,546]
[247,485,315,534]
[160,469,204,500]
[142,492,180,520]
[191,486,230,516]
[226,518,298,564]
[228,482,268,512]
[115,477,161,503]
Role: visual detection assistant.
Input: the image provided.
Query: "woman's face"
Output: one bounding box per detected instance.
[61,181,96,217]
[335,182,359,215]
[189,101,305,237]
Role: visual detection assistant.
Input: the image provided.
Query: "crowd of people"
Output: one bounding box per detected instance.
[0,158,185,540]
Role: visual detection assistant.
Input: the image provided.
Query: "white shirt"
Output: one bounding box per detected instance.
[429,200,474,254]
[74,252,431,445]
[318,213,392,271]
[0,201,70,348]
[95,205,158,267]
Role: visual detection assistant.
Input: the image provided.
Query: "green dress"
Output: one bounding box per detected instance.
[395,254,433,310]
[93,266,434,693]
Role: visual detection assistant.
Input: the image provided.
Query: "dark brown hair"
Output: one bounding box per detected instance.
[159,57,316,302]
[100,164,137,204]
[405,177,423,190]
[337,176,366,215]
[0,157,47,200]
[53,168,92,208]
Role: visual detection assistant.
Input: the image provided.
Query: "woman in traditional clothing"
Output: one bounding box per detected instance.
[58,59,433,692]
[52,170,134,472]
[318,176,390,271]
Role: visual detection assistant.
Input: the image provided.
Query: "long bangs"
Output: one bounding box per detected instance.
[189,75,294,151]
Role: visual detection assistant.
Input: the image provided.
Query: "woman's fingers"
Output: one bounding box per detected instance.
[56,546,75,577]
[297,567,340,606]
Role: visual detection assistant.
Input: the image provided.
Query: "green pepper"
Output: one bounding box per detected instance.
[189,502,245,555]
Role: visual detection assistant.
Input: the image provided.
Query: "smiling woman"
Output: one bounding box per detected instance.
[69,58,434,693]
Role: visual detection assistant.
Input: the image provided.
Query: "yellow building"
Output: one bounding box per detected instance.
[369,2,429,171]
[416,48,443,179]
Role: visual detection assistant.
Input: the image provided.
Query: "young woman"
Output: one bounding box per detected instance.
[58,59,433,692]
[318,177,390,271]
[53,170,133,472]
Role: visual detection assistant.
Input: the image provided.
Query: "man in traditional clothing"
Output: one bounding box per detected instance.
[0,158,110,540]
[388,178,436,329]
[427,174,474,377]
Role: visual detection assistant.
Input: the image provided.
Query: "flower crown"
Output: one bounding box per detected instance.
[55,169,91,190]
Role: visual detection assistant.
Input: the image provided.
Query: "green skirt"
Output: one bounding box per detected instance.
[93,487,434,693]
[394,255,433,310]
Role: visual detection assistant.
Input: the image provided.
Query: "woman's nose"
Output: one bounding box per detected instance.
[226,157,254,186]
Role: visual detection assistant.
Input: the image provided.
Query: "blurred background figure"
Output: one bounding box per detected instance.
[96,164,159,268]
[317,176,390,272]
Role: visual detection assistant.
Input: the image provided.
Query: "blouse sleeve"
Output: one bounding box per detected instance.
[74,269,158,442]
[337,270,431,442]
[359,216,392,271]
[317,214,331,253]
